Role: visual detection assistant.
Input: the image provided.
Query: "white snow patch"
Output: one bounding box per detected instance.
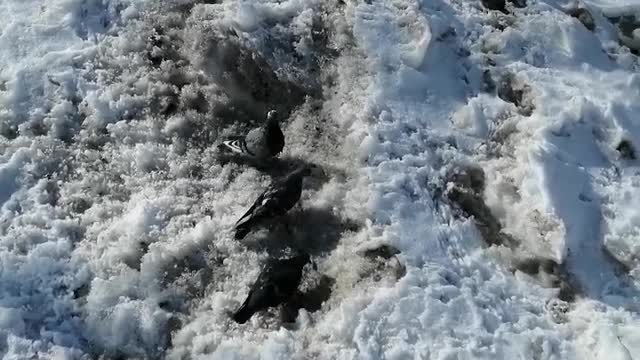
[2,0,640,358]
[583,0,640,16]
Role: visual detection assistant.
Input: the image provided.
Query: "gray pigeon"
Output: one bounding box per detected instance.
[234,165,315,240]
[218,110,284,159]
[232,254,310,324]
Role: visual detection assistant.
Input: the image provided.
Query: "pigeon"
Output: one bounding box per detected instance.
[232,254,310,324]
[481,0,506,12]
[218,110,284,159]
[234,165,317,240]
[481,0,525,12]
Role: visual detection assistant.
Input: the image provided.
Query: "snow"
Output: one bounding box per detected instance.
[582,0,640,17]
[1,0,640,358]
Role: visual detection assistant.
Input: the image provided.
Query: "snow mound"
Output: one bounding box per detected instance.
[1,0,640,358]
[583,0,640,17]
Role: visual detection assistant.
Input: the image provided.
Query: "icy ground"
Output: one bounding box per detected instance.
[1,0,640,358]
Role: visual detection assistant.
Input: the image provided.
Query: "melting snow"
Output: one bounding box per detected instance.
[0,0,639,359]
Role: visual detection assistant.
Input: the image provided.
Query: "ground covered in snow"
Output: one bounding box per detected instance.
[1,0,640,359]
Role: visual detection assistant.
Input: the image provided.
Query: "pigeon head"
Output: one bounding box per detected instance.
[266,110,279,124]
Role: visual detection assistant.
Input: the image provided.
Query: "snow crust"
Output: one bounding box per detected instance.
[0,0,639,359]
[582,0,640,16]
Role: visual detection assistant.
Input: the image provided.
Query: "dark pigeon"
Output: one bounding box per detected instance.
[481,0,525,13]
[508,0,526,9]
[232,254,310,324]
[234,165,315,240]
[218,110,285,159]
[481,0,506,12]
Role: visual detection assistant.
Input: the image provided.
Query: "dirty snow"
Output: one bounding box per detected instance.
[0,0,639,359]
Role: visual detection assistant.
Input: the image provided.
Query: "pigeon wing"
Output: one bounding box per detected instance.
[234,171,304,239]
[235,192,266,225]
[232,281,280,323]
[244,127,269,158]
[233,183,289,239]
[257,185,292,216]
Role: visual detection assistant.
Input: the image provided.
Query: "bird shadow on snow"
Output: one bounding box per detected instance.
[217,155,331,186]
[202,32,312,123]
[282,274,336,323]
[239,207,360,258]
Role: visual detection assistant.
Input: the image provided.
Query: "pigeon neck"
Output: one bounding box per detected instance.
[265,119,285,155]
[266,118,279,131]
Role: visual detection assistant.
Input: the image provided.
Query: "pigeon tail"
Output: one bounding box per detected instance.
[234,225,251,240]
[232,302,254,324]
[234,217,255,240]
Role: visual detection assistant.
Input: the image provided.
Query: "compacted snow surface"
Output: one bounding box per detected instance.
[1,0,640,359]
